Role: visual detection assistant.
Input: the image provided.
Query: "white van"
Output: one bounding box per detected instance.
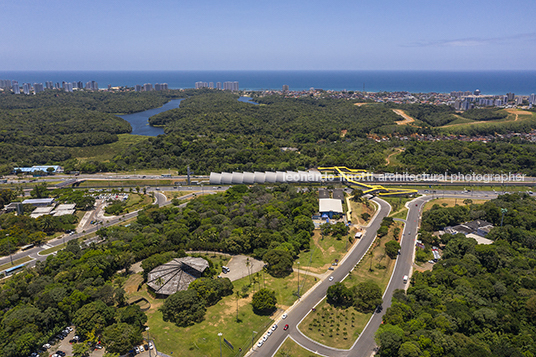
[354,232,363,239]
[403,275,408,283]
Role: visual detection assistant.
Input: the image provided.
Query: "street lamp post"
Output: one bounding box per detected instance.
[297,261,300,298]
[218,332,223,357]
[146,327,151,357]
[251,330,257,351]
[6,234,13,266]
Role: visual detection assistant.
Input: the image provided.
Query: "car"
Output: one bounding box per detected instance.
[66,327,73,332]
[135,346,140,353]
[328,267,334,270]
[144,344,149,350]
[257,341,263,348]
[148,341,154,350]
[139,345,145,352]
[281,313,287,319]
[415,203,418,206]
[42,344,51,349]
[271,324,277,331]
[284,324,289,330]
[329,276,334,282]
[262,335,268,342]
[57,352,66,357]
[376,305,383,313]
[267,330,272,336]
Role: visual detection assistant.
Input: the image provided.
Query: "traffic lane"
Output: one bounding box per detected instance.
[256,198,391,357]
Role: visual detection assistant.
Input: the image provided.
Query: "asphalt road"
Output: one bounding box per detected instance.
[0,191,203,270]
[251,197,391,357]
[261,191,499,357]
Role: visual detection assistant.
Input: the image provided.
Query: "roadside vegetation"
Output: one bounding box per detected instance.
[376,193,536,357]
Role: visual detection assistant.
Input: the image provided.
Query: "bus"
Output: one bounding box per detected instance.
[3,264,26,277]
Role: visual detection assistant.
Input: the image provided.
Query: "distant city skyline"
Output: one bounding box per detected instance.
[1,0,535,71]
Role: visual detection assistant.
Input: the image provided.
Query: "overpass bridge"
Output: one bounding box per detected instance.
[317,166,418,196]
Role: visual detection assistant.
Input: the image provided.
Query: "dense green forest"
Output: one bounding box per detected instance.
[0,184,316,356]
[396,141,536,175]
[0,90,188,168]
[376,193,536,356]
[0,89,186,113]
[112,133,390,173]
[460,108,508,121]
[150,91,421,140]
[385,103,458,127]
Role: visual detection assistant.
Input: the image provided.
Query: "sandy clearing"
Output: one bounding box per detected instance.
[392,109,415,125]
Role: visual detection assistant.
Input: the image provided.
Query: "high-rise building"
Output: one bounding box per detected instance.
[64,82,73,92]
[45,81,53,90]
[55,82,60,89]
[209,82,214,89]
[474,89,481,96]
[23,83,31,95]
[143,83,153,91]
[135,84,142,92]
[161,83,168,90]
[529,93,536,105]
[77,81,84,89]
[34,83,44,94]
[223,81,239,91]
[216,82,221,90]
[506,92,515,101]
[515,96,524,105]
[282,84,289,92]
[0,79,12,89]
[12,81,20,94]
[155,83,162,91]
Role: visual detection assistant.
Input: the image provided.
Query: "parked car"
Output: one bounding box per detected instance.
[281,313,287,319]
[284,324,289,330]
[148,341,154,350]
[271,324,277,331]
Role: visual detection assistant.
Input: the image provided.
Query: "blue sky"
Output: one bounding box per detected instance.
[1,0,535,70]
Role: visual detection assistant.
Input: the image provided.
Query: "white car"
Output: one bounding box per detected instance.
[148,341,154,350]
[257,341,263,348]
[135,347,140,353]
[267,330,272,336]
[329,276,334,282]
[139,345,145,352]
[271,324,277,331]
[262,335,268,342]
[281,313,287,319]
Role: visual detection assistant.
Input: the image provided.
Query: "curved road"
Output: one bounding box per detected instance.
[261,191,498,357]
[0,190,204,270]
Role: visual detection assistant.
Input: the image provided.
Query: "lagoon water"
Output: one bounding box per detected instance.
[118,98,184,136]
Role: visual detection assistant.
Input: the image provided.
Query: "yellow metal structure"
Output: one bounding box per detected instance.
[317,166,418,196]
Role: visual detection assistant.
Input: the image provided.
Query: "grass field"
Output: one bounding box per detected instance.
[300,221,401,348]
[439,109,535,132]
[423,197,488,211]
[275,338,317,357]
[79,179,176,188]
[348,200,376,226]
[38,243,67,256]
[125,266,316,357]
[296,230,348,274]
[387,185,535,192]
[67,134,148,162]
[383,196,414,218]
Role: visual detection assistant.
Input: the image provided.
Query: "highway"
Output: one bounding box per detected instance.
[258,190,498,357]
[0,190,203,270]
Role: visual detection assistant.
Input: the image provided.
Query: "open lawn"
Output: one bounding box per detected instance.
[79,179,176,188]
[67,134,148,162]
[347,200,375,226]
[300,299,370,349]
[296,230,348,274]
[124,265,316,356]
[388,185,534,193]
[383,196,414,219]
[440,109,535,130]
[423,197,488,211]
[275,338,318,357]
[300,222,401,348]
[38,243,67,256]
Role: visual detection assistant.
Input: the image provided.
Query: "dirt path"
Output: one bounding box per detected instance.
[354,103,368,107]
[385,148,404,165]
[442,109,533,128]
[392,109,415,125]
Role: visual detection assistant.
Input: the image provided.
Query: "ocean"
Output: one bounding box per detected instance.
[1,70,536,95]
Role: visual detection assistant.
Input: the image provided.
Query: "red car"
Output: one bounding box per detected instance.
[284,324,289,331]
